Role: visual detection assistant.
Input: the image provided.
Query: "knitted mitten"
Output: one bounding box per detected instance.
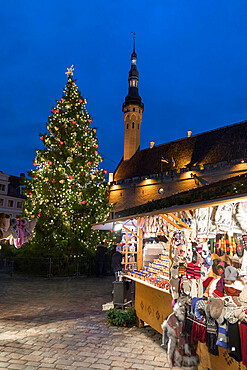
[182,276,192,295]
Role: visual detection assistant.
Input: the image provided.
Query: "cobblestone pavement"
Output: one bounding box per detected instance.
[0,274,173,370]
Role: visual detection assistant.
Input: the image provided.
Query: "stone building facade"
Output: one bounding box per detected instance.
[0,172,25,218]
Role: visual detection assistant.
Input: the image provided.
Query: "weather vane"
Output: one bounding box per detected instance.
[65,65,74,77]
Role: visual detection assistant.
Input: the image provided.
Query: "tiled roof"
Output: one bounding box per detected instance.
[114,120,247,181]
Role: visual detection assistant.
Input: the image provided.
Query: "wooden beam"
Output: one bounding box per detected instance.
[168,213,191,229]
[159,214,182,229]
[122,225,140,240]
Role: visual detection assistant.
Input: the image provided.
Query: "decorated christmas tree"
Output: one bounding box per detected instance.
[24,66,113,257]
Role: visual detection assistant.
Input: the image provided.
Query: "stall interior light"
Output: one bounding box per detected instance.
[114,223,123,231]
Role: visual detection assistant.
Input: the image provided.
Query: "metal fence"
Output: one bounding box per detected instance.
[0,256,95,278]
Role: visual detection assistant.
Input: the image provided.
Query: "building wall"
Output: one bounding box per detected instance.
[123,104,143,161]
[0,172,24,218]
[109,161,247,212]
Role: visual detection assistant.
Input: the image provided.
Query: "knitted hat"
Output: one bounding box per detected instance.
[213,275,224,297]
[225,266,239,281]
[209,298,224,320]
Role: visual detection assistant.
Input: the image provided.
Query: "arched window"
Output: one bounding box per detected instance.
[132,122,134,128]
[127,123,129,129]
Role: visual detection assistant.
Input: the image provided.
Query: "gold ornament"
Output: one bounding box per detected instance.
[47,125,50,130]
[55,126,59,131]
[84,99,87,104]
[76,114,79,119]
[71,147,75,151]
[45,177,49,182]
[41,157,44,161]
[79,192,82,196]
[65,65,74,77]
[66,104,71,109]
[59,180,65,184]
[31,215,35,219]
[58,167,62,171]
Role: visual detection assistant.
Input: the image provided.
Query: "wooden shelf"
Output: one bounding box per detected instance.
[123,275,169,293]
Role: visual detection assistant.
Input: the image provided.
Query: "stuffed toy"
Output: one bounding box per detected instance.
[0,213,10,238]
[161,297,199,369]
[0,217,19,239]
[22,218,37,243]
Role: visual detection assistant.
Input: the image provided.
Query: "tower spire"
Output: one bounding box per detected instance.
[122,34,144,161]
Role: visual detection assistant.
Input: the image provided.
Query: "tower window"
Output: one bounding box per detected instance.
[133,108,135,112]
[132,122,135,128]
[138,124,139,129]
[127,124,129,129]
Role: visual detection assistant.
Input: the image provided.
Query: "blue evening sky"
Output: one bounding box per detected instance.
[1,0,247,176]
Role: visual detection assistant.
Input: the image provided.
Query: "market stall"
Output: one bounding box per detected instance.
[93,193,247,370]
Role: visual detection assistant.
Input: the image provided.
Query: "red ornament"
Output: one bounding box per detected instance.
[58,150,60,153]
[60,141,64,145]
[48,160,52,165]
[94,144,98,149]
[104,170,108,174]
[29,192,33,196]
[34,175,37,179]
[72,120,76,124]
[40,136,43,141]
[38,213,41,217]
[51,109,54,113]
[41,228,44,232]
[87,129,90,133]
[72,82,75,84]
[94,151,98,155]
[55,109,59,113]
[69,175,73,179]
[87,161,92,165]
[80,173,83,176]
[33,162,37,166]
[79,99,83,103]
[83,213,86,217]
[81,200,86,205]
[104,239,108,243]
[52,179,55,183]
[61,98,65,102]
[88,119,92,123]
[76,142,79,146]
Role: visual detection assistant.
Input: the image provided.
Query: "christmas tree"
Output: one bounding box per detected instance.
[24,66,113,257]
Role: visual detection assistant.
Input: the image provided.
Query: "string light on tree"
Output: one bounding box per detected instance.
[24,66,113,257]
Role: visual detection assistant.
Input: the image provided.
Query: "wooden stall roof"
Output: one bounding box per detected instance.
[92,192,247,230]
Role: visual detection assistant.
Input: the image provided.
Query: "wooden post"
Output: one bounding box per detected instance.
[137,227,143,270]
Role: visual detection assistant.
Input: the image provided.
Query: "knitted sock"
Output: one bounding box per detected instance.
[186,242,193,263]
[170,278,179,299]
[171,262,179,279]
[202,242,209,258]
[191,279,197,298]
[225,234,230,255]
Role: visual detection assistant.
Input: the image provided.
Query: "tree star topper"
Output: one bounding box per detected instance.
[65,65,74,77]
